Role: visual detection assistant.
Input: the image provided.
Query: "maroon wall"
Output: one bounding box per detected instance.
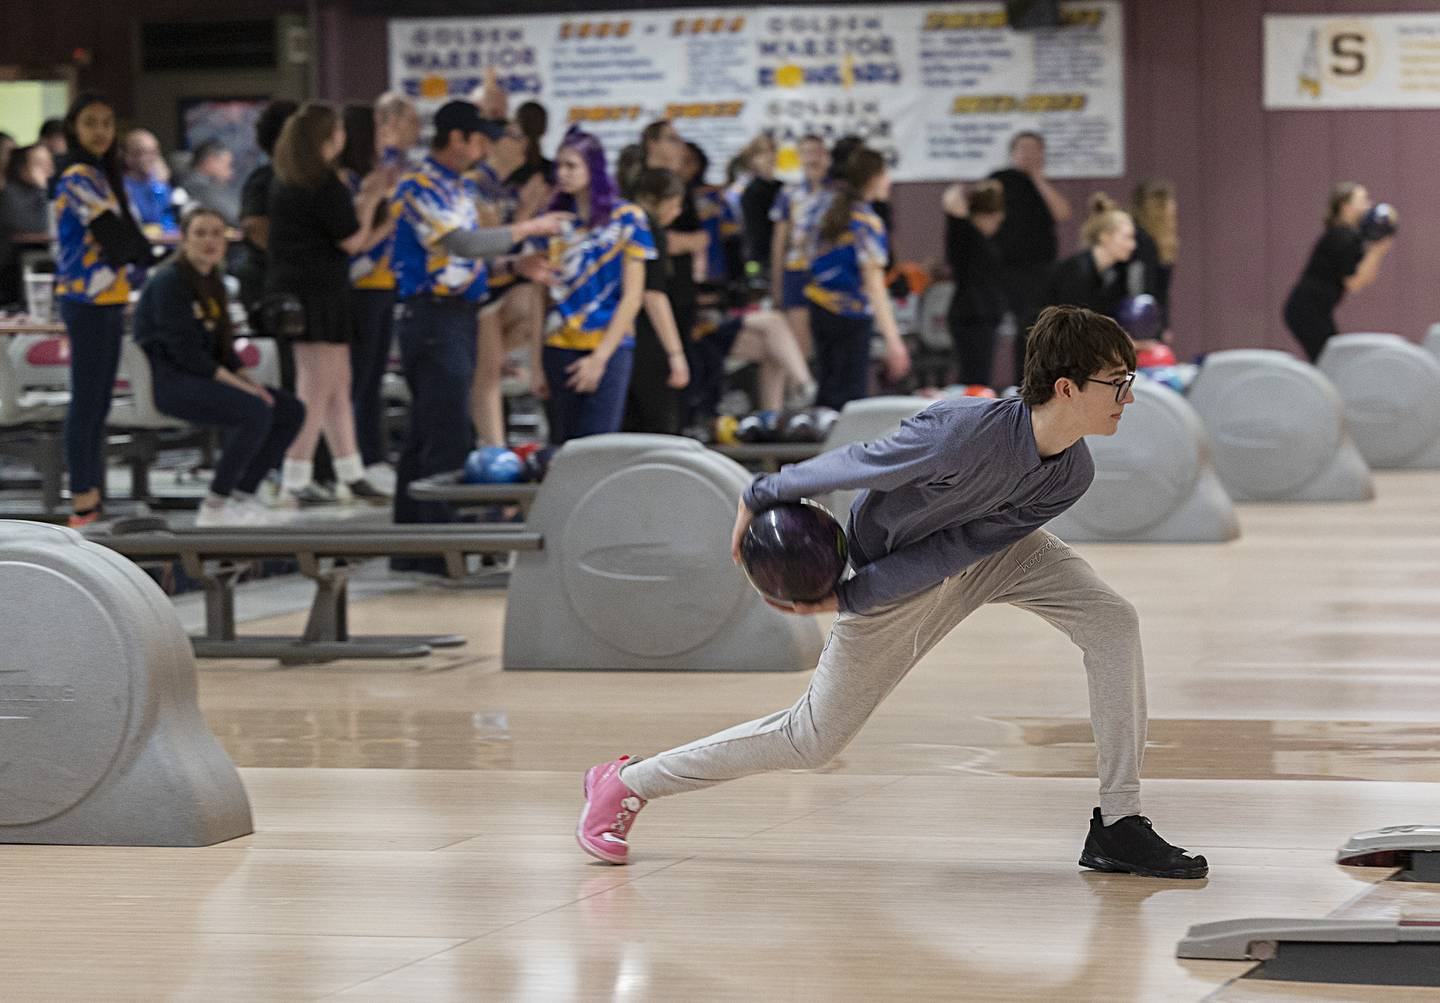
[886,0,1440,359]
[29,1,1431,360]
[312,0,1440,359]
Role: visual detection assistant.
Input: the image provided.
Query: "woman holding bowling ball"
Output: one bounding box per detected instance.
[1283,182,1394,362]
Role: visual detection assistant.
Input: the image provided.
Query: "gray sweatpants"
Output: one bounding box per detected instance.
[621,529,1146,819]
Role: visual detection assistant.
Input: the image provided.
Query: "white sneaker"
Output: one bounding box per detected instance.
[194,503,231,528]
[194,500,265,527]
[365,462,397,496]
[231,496,291,526]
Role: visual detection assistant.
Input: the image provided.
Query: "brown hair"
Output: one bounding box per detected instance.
[1131,178,1178,265]
[640,119,673,154]
[174,205,235,363]
[628,167,685,211]
[967,179,1004,216]
[1020,306,1137,406]
[818,146,886,243]
[272,100,340,187]
[1326,181,1361,226]
[1080,192,1131,248]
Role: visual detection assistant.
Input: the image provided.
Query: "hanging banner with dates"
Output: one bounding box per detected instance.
[387,2,1125,180]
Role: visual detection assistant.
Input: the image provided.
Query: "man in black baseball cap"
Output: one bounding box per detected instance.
[387,99,569,552]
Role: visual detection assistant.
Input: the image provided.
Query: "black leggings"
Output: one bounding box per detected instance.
[810,305,873,411]
[1283,288,1336,363]
[623,319,680,435]
[949,313,1000,387]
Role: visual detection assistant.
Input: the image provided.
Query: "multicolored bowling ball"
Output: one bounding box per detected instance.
[781,409,822,443]
[1116,294,1164,342]
[713,414,739,445]
[522,446,557,483]
[1135,342,1177,369]
[810,407,840,441]
[735,409,780,443]
[740,500,849,605]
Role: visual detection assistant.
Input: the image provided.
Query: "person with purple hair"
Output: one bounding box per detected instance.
[531,126,655,443]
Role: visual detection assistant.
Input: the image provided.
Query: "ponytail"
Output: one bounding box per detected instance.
[818,146,885,244]
[1326,181,1360,226]
[1080,192,1131,247]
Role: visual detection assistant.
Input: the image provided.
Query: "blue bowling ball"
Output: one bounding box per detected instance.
[462,446,522,484]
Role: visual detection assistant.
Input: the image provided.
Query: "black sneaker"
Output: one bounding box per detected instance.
[1079,808,1208,879]
[346,477,391,504]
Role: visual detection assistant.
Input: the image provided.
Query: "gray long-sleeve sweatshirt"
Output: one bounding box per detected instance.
[742,396,1094,615]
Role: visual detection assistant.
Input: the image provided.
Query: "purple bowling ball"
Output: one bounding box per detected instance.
[740,500,849,605]
[1115,294,1163,342]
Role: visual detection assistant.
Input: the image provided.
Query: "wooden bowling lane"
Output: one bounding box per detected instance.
[10,470,1440,998]
[1,770,1421,1001]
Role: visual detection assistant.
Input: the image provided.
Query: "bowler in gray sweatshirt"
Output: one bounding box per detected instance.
[578,306,1210,880]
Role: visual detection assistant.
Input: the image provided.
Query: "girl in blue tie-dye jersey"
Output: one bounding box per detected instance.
[52,94,159,526]
[805,147,910,410]
[532,127,656,444]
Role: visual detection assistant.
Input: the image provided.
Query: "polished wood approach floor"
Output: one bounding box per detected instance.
[9,472,1440,1000]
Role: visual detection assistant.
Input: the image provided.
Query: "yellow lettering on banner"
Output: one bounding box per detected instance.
[1020,93,1087,112]
[1060,9,1104,27]
[664,102,745,119]
[567,106,644,123]
[560,19,632,39]
[674,15,745,35]
[924,12,1007,31]
[950,95,1017,113]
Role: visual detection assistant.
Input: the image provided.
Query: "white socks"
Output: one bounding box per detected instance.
[333,453,365,484]
[281,458,312,492]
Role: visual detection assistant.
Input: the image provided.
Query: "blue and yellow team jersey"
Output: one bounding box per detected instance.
[53,164,131,305]
[391,156,488,303]
[696,186,740,282]
[540,201,656,352]
[341,167,396,292]
[805,202,889,318]
[770,179,830,272]
[464,162,519,291]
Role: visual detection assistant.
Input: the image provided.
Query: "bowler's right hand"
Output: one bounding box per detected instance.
[730,496,754,565]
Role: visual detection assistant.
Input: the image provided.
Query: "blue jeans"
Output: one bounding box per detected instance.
[349,287,396,466]
[809,304,873,411]
[543,344,634,445]
[59,298,126,498]
[393,298,479,527]
[151,359,305,496]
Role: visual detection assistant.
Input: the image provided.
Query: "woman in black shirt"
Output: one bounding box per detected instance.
[0,144,54,306]
[622,168,691,434]
[941,180,1007,387]
[134,207,303,526]
[1128,179,1178,329]
[1283,182,1392,362]
[266,100,392,505]
[1044,193,1136,321]
[734,134,782,278]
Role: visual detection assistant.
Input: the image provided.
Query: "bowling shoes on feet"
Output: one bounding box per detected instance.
[1079,808,1209,879]
[577,755,647,864]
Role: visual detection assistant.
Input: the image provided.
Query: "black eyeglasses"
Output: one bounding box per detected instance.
[1084,372,1136,403]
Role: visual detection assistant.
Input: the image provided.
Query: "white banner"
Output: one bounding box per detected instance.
[1265,13,1440,109]
[387,3,1125,181]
